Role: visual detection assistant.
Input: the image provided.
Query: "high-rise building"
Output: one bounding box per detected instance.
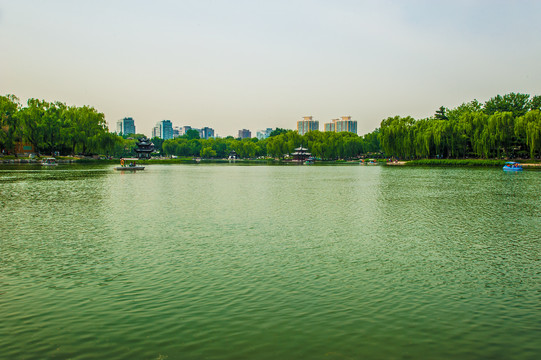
[152,120,174,140]
[324,120,336,132]
[151,123,161,139]
[324,116,357,134]
[200,127,215,139]
[257,128,273,140]
[238,129,251,139]
[181,126,192,136]
[297,116,319,135]
[160,120,174,140]
[116,117,136,136]
[173,126,180,138]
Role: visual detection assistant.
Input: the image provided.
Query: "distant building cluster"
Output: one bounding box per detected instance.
[116,115,357,140]
[152,121,216,140]
[297,115,358,135]
[324,116,357,134]
[117,118,216,140]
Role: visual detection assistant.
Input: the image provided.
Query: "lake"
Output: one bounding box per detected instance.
[1,164,540,359]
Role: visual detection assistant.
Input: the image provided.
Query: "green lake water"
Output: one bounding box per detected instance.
[1,164,540,359]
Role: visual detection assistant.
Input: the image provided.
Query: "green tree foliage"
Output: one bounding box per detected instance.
[530,95,541,111]
[269,128,290,137]
[183,129,200,140]
[150,137,164,154]
[158,129,381,160]
[200,146,217,158]
[1,95,122,156]
[515,110,541,158]
[434,106,448,120]
[379,93,541,159]
[484,93,531,117]
[6,92,540,161]
[0,94,20,154]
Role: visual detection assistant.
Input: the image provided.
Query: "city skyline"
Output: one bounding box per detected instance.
[115,115,359,139]
[1,1,541,137]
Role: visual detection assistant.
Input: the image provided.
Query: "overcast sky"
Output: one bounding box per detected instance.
[1,0,540,137]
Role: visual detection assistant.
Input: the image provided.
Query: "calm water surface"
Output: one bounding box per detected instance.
[1,164,540,359]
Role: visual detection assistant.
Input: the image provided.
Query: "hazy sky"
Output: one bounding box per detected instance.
[1,0,540,137]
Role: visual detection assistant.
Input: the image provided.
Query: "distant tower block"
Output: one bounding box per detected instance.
[297,116,319,135]
[324,116,357,134]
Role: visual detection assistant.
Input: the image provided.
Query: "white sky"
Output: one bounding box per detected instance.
[1,0,540,137]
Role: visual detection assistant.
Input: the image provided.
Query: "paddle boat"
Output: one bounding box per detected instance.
[304,157,315,165]
[41,158,57,166]
[360,159,377,165]
[503,161,522,171]
[115,158,145,171]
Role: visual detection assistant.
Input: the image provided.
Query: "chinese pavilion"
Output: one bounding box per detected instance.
[228,150,239,160]
[134,137,154,159]
[291,146,311,162]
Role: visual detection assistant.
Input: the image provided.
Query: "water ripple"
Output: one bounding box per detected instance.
[1,165,540,359]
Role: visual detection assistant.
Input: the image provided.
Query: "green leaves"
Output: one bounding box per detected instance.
[379,94,541,159]
[484,93,531,117]
[0,95,21,152]
[158,129,378,160]
[1,95,114,156]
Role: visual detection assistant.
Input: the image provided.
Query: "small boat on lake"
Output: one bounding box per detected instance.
[503,161,522,171]
[360,159,377,165]
[304,157,315,165]
[41,158,57,166]
[115,158,145,171]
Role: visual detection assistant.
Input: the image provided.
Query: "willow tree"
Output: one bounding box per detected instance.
[60,105,107,155]
[515,110,541,158]
[379,116,416,159]
[17,98,48,153]
[0,94,20,154]
[487,112,515,157]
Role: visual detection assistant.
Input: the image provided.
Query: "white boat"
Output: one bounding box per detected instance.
[41,158,57,166]
[115,158,145,171]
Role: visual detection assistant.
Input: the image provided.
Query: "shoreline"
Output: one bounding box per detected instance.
[1,157,540,167]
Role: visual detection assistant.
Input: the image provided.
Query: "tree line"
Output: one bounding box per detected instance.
[161,129,381,160]
[3,92,541,160]
[0,95,120,156]
[0,94,381,159]
[379,93,541,159]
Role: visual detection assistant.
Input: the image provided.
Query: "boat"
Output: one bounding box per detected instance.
[304,157,315,165]
[503,161,523,171]
[360,159,377,165]
[41,158,57,166]
[115,158,145,171]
